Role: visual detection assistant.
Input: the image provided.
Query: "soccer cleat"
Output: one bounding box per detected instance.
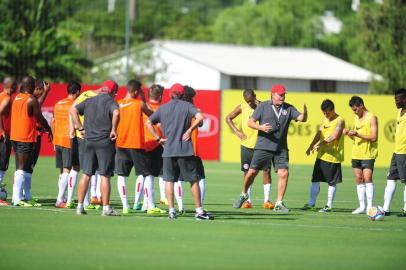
[102,208,120,216]
[95,204,101,210]
[0,199,10,206]
[168,211,177,219]
[76,208,87,215]
[351,207,366,214]
[147,207,167,215]
[195,210,214,221]
[397,210,406,217]
[242,201,253,208]
[133,203,142,211]
[160,199,169,206]
[84,204,96,210]
[55,201,67,208]
[14,201,33,207]
[263,200,275,209]
[66,201,75,209]
[233,193,249,208]
[319,205,332,213]
[384,211,391,216]
[301,203,316,211]
[122,208,131,215]
[91,197,102,205]
[178,209,186,216]
[274,202,289,212]
[26,199,41,207]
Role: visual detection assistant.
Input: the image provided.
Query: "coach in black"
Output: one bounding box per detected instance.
[70,80,120,216]
[233,84,307,212]
[146,83,213,220]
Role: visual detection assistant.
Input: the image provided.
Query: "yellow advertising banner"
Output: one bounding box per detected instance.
[221,90,397,167]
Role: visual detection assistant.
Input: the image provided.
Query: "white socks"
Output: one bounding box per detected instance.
[23,172,32,201]
[174,181,183,211]
[159,176,166,202]
[12,170,25,203]
[144,175,155,210]
[263,183,271,203]
[95,172,101,200]
[67,170,78,204]
[90,175,97,199]
[403,185,406,211]
[57,172,69,203]
[383,180,396,212]
[247,185,252,203]
[117,176,128,209]
[365,182,374,209]
[199,178,206,206]
[327,185,336,208]
[356,184,366,210]
[134,175,145,205]
[309,182,320,206]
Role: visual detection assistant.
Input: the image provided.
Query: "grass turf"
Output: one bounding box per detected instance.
[0,157,405,270]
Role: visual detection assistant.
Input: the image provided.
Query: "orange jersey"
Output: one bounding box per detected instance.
[0,91,16,136]
[143,101,163,152]
[10,93,37,143]
[191,119,199,157]
[116,98,145,149]
[53,97,74,148]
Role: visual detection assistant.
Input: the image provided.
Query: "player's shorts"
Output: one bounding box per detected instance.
[146,145,163,177]
[387,153,406,182]
[250,148,288,172]
[163,156,198,182]
[312,158,342,185]
[195,156,205,180]
[241,145,254,171]
[82,139,115,177]
[352,159,375,170]
[29,135,42,171]
[77,137,86,167]
[0,139,12,171]
[55,145,79,169]
[11,141,35,172]
[115,147,150,177]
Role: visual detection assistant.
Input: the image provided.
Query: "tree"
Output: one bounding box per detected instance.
[0,0,91,82]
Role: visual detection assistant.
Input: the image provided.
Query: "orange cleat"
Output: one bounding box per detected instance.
[241,201,253,208]
[263,200,275,209]
[0,199,10,206]
[55,202,67,208]
[91,197,102,205]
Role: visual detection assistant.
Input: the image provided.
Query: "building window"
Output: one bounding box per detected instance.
[230,76,257,89]
[310,80,336,92]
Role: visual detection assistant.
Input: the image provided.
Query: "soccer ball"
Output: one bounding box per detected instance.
[367,205,385,221]
[0,187,7,200]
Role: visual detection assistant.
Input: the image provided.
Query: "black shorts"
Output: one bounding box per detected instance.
[0,139,12,171]
[312,159,342,185]
[241,145,254,171]
[352,159,375,170]
[387,153,406,182]
[30,135,42,170]
[163,156,198,182]
[250,149,288,172]
[177,156,205,181]
[146,145,163,177]
[55,145,79,169]
[11,141,35,172]
[115,147,150,177]
[82,139,115,177]
[77,137,86,167]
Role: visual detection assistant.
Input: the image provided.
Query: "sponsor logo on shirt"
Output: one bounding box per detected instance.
[119,102,133,108]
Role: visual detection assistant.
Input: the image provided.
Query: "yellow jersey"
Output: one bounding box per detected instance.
[395,109,406,154]
[240,102,257,149]
[317,115,344,163]
[352,111,378,160]
[74,90,98,138]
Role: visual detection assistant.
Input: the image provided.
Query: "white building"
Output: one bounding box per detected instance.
[93,40,381,93]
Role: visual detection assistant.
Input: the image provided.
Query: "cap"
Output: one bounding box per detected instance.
[169,83,185,96]
[271,84,286,95]
[101,80,118,93]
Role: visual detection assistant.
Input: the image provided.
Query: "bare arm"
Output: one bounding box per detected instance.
[110,109,119,140]
[69,106,84,137]
[225,105,247,140]
[347,116,378,142]
[30,97,52,141]
[0,95,10,139]
[183,112,204,141]
[141,101,154,117]
[248,117,271,133]
[306,128,322,155]
[296,104,308,122]
[37,81,51,107]
[145,119,165,145]
[317,119,345,150]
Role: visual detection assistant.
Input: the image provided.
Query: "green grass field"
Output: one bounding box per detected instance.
[0,157,405,270]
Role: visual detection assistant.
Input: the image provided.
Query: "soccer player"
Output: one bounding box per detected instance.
[10,76,52,206]
[52,81,81,208]
[344,96,378,214]
[146,83,213,220]
[302,99,345,213]
[226,89,274,209]
[233,84,307,212]
[383,88,406,217]
[70,80,120,216]
[115,80,158,215]
[0,76,17,206]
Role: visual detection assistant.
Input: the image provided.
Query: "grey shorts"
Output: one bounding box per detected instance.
[387,153,406,182]
[55,145,79,169]
[250,148,288,172]
[163,156,198,182]
[115,147,150,177]
[82,139,115,177]
[177,156,205,182]
[240,145,254,171]
[352,159,375,170]
[312,159,342,185]
[146,145,163,177]
[0,139,12,171]
[77,137,86,167]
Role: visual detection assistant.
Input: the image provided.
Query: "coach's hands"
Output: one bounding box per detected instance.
[110,130,117,141]
[259,123,271,133]
[182,129,192,141]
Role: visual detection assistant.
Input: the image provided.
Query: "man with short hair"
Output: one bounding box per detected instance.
[383,88,406,217]
[302,99,345,213]
[344,96,378,214]
[226,89,274,209]
[233,84,307,212]
[70,80,120,216]
[10,76,52,206]
[146,83,213,220]
[0,76,17,206]
[52,81,81,208]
